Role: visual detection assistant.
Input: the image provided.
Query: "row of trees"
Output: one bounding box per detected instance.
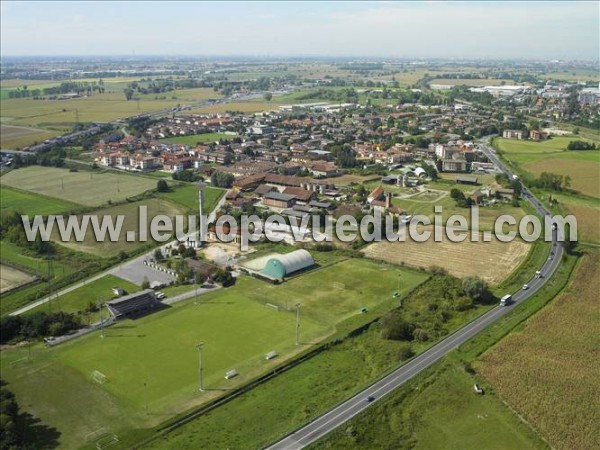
[529,172,572,192]
[0,311,82,344]
[6,81,106,99]
[8,146,66,169]
[567,140,596,150]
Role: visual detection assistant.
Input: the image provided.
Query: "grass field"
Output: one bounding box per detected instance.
[0,264,36,294]
[495,137,600,198]
[477,248,600,450]
[1,185,78,218]
[161,133,237,146]
[0,260,426,448]
[361,226,531,284]
[158,184,225,214]
[1,166,158,207]
[26,274,140,316]
[49,198,184,257]
[313,361,545,450]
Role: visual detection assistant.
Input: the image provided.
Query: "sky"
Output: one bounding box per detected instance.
[1,1,599,60]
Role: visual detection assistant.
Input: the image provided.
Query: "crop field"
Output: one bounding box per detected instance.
[361,226,531,284]
[49,198,185,257]
[158,184,225,214]
[562,201,600,244]
[430,78,507,86]
[0,264,36,294]
[161,132,237,146]
[188,100,275,114]
[1,166,158,207]
[0,259,426,448]
[0,185,78,218]
[0,124,62,149]
[477,249,600,450]
[495,137,600,197]
[524,158,600,198]
[1,87,220,147]
[26,274,140,316]
[390,195,528,232]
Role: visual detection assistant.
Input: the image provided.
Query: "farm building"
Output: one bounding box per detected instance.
[261,249,315,280]
[263,191,296,208]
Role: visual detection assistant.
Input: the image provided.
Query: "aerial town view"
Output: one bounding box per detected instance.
[0,2,598,449]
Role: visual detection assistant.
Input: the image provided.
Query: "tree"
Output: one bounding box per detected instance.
[379,312,414,341]
[153,248,164,262]
[462,276,491,303]
[213,268,235,287]
[156,179,169,192]
[263,92,273,103]
[141,277,150,289]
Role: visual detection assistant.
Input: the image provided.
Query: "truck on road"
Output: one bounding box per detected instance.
[500,294,512,307]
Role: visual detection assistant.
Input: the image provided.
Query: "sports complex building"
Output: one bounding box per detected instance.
[241,249,315,281]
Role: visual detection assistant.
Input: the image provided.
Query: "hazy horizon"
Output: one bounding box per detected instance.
[1,1,599,61]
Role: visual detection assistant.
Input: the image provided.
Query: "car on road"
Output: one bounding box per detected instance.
[366,395,375,402]
[522,284,529,290]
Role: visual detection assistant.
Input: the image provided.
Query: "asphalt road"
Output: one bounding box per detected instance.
[266,138,564,450]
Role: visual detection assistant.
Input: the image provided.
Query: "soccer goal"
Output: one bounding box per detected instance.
[91,370,107,384]
[332,282,346,290]
[95,433,119,450]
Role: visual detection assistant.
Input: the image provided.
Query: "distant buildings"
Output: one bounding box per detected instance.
[502,129,525,140]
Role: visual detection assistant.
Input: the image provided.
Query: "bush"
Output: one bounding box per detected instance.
[398,345,415,361]
[413,328,429,342]
[379,312,414,341]
[157,179,169,192]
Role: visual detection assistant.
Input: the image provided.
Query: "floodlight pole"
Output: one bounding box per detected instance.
[295,303,301,346]
[197,342,204,392]
[97,297,105,338]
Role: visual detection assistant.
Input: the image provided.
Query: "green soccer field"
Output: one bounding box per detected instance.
[0,185,78,219]
[0,259,426,448]
[0,166,159,207]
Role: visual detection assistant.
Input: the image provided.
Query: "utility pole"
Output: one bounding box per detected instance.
[97,297,105,338]
[295,303,301,346]
[197,342,204,391]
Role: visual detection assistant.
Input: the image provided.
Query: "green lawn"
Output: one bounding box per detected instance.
[0,185,78,218]
[161,133,237,146]
[0,260,426,448]
[1,166,159,207]
[158,184,225,214]
[25,274,140,316]
[248,258,428,330]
